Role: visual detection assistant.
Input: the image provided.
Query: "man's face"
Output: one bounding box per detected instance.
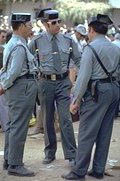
[75,31,84,41]
[0,32,7,45]
[45,19,61,35]
[21,21,33,38]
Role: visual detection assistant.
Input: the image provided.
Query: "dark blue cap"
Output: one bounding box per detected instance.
[88,14,113,26]
[11,13,31,22]
[38,8,59,21]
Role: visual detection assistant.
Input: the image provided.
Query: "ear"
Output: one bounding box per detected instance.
[44,22,49,28]
[90,27,94,33]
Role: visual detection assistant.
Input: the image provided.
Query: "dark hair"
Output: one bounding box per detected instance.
[89,22,108,35]
[6,30,13,43]
[0,29,6,34]
[0,45,4,69]
[11,21,23,30]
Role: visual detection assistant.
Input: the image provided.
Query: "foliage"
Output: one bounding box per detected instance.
[0,0,111,24]
[0,0,46,3]
[54,0,111,23]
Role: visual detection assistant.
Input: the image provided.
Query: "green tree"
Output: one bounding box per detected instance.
[54,0,111,23]
[0,0,111,24]
[0,0,53,3]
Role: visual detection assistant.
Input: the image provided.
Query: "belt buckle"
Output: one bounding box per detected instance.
[51,74,56,81]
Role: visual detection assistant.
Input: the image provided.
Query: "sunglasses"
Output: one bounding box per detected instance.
[48,20,62,25]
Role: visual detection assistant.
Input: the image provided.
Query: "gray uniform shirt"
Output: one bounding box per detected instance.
[28,31,81,74]
[73,34,120,102]
[1,34,37,90]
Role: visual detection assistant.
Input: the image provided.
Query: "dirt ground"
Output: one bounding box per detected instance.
[0,118,120,181]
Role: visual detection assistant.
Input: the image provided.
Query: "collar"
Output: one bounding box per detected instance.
[12,34,27,45]
[92,34,105,42]
[46,31,60,42]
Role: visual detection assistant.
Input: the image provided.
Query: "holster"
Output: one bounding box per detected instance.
[88,80,99,102]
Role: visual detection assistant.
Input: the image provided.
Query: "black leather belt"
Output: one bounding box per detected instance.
[99,77,116,83]
[40,72,68,81]
[87,77,116,93]
[88,77,116,90]
[16,73,38,81]
[89,77,116,84]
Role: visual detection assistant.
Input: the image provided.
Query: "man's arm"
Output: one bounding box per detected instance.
[2,46,26,90]
[72,46,93,104]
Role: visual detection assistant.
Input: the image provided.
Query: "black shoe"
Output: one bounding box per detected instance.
[3,160,9,170]
[61,171,85,180]
[88,170,104,179]
[8,165,35,177]
[42,157,55,164]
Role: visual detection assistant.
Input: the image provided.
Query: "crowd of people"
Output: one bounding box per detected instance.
[0,8,120,180]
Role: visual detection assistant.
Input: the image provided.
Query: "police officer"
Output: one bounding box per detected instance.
[0,30,8,132]
[0,13,38,177]
[29,8,81,166]
[62,14,120,180]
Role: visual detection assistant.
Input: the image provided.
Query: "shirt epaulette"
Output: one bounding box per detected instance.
[63,34,72,41]
[32,33,43,41]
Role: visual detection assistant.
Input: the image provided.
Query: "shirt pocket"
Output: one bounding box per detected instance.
[39,50,50,62]
[60,48,70,64]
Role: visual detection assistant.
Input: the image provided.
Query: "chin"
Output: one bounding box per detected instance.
[56,30,60,34]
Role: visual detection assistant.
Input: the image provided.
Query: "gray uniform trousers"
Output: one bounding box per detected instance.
[0,94,9,131]
[72,81,119,176]
[38,77,76,159]
[4,77,37,165]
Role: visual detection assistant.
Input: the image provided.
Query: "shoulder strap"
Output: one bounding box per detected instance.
[63,34,73,70]
[87,44,110,76]
[4,44,30,73]
[34,40,40,67]
[67,39,73,69]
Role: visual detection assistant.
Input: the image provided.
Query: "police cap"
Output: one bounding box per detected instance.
[11,13,31,22]
[38,8,59,21]
[88,14,113,26]
[37,8,52,19]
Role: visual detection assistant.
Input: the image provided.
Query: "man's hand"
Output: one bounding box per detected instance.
[0,83,5,96]
[70,102,79,115]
